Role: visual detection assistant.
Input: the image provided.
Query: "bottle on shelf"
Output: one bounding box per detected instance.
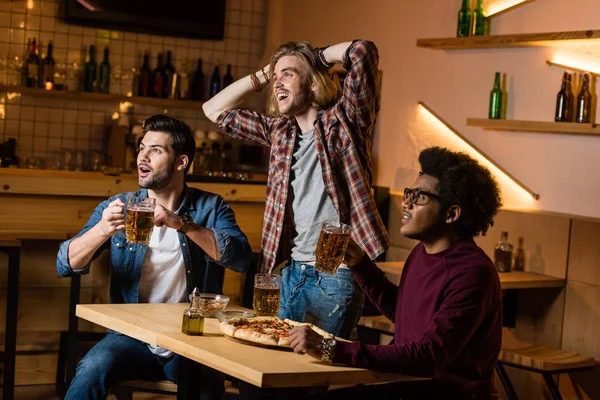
[575,73,592,123]
[83,45,97,92]
[98,47,110,94]
[471,0,486,36]
[488,72,503,119]
[1,138,19,168]
[26,38,40,88]
[178,59,191,100]
[137,52,151,97]
[151,53,166,98]
[555,72,574,122]
[209,65,221,98]
[456,0,473,37]
[41,41,55,89]
[494,231,513,273]
[21,38,31,87]
[182,287,205,336]
[223,64,234,88]
[163,50,176,98]
[513,236,525,271]
[191,58,204,101]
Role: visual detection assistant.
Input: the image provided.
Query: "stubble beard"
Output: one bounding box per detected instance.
[138,159,176,190]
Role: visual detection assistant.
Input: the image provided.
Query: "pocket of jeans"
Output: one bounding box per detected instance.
[316,269,355,306]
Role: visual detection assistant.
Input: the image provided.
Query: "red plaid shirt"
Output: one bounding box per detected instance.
[216,40,390,272]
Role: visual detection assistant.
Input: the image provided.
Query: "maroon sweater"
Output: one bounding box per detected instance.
[335,239,502,399]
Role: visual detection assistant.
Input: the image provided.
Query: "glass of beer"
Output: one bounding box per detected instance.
[253,273,281,317]
[125,196,155,245]
[315,220,351,275]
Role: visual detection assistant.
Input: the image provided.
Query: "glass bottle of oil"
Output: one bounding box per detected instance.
[182,287,204,335]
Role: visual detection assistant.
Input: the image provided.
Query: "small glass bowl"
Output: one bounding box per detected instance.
[191,293,230,317]
[215,310,256,323]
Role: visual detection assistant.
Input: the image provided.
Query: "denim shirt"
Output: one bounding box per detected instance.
[56,187,252,304]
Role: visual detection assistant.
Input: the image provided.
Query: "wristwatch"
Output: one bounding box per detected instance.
[321,337,337,363]
[177,214,195,234]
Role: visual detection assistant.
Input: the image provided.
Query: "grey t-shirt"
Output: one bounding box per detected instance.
[290,129,339,261]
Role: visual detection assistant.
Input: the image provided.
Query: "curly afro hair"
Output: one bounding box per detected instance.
[418,147,502,238]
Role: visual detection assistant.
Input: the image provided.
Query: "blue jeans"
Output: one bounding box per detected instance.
[65,332,224,400]
[277,259,364,339]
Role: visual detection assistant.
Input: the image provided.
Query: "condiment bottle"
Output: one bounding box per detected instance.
[182,287,204,335]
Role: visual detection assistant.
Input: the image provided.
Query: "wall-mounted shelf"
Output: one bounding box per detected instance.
[417,29,600,50]
[467,118,600,136]
[0,85,206,111]
[546,60,600,76]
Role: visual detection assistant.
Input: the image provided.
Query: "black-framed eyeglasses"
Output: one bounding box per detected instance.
[404,187,442,205]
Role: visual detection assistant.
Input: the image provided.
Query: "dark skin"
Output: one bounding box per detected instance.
[289,174,463,360]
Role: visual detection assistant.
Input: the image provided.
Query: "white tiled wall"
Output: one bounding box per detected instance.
[0,0,267,168]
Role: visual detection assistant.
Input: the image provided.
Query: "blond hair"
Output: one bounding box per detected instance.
[266,41,342,116]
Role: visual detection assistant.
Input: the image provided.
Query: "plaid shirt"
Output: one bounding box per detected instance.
[216,40,390,272]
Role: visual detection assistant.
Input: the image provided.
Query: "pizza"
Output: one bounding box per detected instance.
[220,316,333,348]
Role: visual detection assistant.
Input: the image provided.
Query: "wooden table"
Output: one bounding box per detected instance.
[77,303,424,398]
[0,237,21,400]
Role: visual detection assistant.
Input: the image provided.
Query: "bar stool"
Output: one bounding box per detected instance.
[496,344,596,400]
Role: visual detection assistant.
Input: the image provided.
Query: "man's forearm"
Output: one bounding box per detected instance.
[185,225,220,261]
[322,42,353,65]
[68,224,111,270]
[202,66,270,123]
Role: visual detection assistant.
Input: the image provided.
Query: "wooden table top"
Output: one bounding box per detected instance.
[377,262,565,290]
[77,303,424,388]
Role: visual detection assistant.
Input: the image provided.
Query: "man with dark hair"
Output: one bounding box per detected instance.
[57,114,252,400]
[289,147,503,400]
[203,40,389,340]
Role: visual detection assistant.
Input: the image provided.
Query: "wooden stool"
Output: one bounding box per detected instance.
[496,344,596,400]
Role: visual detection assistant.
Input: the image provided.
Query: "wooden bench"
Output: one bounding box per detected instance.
[496,345,596,400]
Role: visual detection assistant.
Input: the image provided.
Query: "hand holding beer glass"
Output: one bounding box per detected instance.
[253,273,281,317]
[125,196,155,245]
[315,220,351,275]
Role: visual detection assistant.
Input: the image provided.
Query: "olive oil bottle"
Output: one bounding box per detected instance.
[182,287,205,335]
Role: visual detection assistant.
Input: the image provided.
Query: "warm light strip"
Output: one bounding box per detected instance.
[418,101,540,200]
[546,60,600,77]
[487,0,535,17]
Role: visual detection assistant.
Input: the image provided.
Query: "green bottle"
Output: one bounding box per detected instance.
[83,45,97,92]
[472,0,485,36]
[489,72,503,119]
[457,0,473,37]
[98,47,110,94]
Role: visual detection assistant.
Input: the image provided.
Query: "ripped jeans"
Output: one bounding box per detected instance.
[277,259,364,339]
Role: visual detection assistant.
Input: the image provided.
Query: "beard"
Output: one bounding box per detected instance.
[280,82,314,117]
[138,159,176,190]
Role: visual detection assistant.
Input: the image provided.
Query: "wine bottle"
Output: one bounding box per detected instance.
[26,38,40,88]
[555,72,574,122]
[575,73,592,123]
[98,47,110,94]
[151,53,166,98]
[41,41,55,88]
[513,237,525,271]
[83,45,97,92]
[138,52,151,97]
[209,65,221,98]
[472,0,485,36]
[488,72,502,119]
[191,58,204,101]
[457,0,473,37]
[494,231,513,273]
[223,64,233,88]
[163,50,176,98]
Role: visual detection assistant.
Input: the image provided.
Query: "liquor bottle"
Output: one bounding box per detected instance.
[41,41,55,88]
[151,53,166,98]
[494,231,513,273]
[555,72,574,122]
[182,287,205,336]
[472,0,485,36]
[26,38,40,88]
[209,65,221,98]
[98,47,110,94]
[163,50,176,98]
[456,0,473,37]
[575,73,592,123]
[513,237,525,271]
[223,64,233,88]
[489,72,503,119]
[191,58,204,101]
[83,45,97,92]
[1,138,19,168]
[137,52,151,97]
[178,60,190,100]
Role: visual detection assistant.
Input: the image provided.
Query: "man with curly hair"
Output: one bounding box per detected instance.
[290,147,503,400]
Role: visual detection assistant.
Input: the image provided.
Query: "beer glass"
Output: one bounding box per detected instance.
[125,196,155,245]
[253,273,281,317]
[315,221,351,275]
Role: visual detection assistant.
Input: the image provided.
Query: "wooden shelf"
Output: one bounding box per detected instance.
[467,118,600,136]
[546,60,600,76]
[417,29,600,50]
[0,85,206,111]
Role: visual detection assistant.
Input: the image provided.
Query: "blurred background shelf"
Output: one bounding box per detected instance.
[467,118,600,136]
